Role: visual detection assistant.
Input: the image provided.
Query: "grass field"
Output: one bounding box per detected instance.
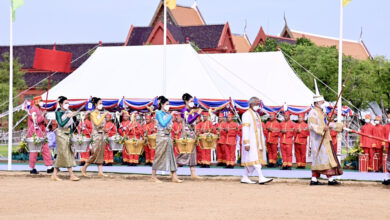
[0,145,19,157]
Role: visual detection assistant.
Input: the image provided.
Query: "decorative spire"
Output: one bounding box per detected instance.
[244,19,247,35]
[360,26,363,41]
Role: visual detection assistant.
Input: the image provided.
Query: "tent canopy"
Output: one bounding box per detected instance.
[44,44,314,107]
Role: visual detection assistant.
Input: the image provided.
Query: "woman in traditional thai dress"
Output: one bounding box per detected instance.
[81,97,108,177]
[176,93,203,179]
[151,96,183,183]
[51,96,80,181]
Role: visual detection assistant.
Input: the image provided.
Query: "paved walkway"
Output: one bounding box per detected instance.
[0,163,385,181]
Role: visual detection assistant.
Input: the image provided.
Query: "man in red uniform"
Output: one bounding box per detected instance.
[171,114,182,157]
[199,112,215,168]
[360,114,375,171]
[119,111,131,165]
[279,112,295,170]
[328,113,338,153]
[216,112,227,166]
[120,112,143,166]
[225,112,239,168]
[372,115,386,171]
[78,112,93,166]
[103,114,116,166]
[195,116,204,165]
[143,114,156,165]
[294,114,309,168]
[264,112,280,167]
[385,114,390,154]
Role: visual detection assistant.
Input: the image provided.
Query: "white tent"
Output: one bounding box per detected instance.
[45,44,313,106]
[199,52,314,106]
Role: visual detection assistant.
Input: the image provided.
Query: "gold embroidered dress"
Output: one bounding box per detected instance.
[87,110,106,165]
[308,106,343,175]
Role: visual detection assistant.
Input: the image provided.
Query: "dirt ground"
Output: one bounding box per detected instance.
[0,172,389,220]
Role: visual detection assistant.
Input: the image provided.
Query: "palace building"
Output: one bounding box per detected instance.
[0,0,371,101]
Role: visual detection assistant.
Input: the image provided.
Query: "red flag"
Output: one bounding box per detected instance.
[33,48,72,73]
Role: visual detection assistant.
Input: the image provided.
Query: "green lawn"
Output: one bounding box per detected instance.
[0,145,19,157]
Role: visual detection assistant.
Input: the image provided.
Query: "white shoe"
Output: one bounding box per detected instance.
[259,177,273,184]
[241,177,256,184]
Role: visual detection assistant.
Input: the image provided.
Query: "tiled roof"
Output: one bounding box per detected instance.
[291,31,371,60]
[171,5,205,26]
[0,42,123,69]
[23,72,70,87]
[232,35,251,53]
[266,35,296,44]
[126,24,225,49]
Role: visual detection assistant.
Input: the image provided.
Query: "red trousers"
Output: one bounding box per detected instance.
[144,145,155,164]
[173,144,179,157]
[29,143,53,169]
[266,143,278,164]
[216,144,225,164]
[223,144,236,166]
[80,150,90,162]
[375,148,384,171]
[123,147,139,164]
[196,144,202,164]
[104,144,113,164]
[295,143,307,167]
[362,147,375,170]
[281,143,293,167]
[201,149,211,165]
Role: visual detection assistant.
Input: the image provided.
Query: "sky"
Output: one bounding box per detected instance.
[0,0,389,58]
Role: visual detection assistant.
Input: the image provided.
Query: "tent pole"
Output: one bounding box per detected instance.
[163,0,167,96]
[337,0,343,160]
[8,4,14,171]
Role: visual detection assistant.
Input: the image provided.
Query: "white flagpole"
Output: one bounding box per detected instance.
[8,4,14,171]
[163,0,167,96]
[336,0,343,162]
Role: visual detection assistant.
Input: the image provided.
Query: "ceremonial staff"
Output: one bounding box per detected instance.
[316,69,352,157]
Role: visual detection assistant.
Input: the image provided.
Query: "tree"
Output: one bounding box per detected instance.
[0,53,27,129]
[252,38,390,114]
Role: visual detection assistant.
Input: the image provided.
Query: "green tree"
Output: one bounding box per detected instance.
[252,38,390,114]
[0,53,27,129]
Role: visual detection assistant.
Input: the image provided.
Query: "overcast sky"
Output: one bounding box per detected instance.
[0,0,388,58]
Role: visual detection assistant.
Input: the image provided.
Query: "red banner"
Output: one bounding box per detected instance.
[33,48,72,73]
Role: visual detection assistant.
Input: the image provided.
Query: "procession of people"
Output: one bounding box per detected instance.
[24,91,390,186]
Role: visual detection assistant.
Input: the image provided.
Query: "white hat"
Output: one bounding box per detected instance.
[313,79,324,102]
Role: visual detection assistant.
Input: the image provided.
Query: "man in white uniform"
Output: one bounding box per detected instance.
[241,97,273,184]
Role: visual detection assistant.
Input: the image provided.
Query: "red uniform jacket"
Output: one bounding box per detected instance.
[330,130,337,145]
[279,120,295,145]
[78,120,93,138]
[360,123,374,148]
[200,121,215,134]
[264,120,280,144]
[294,121,309,145]
[104,121,117,138]
[226,121,239,145]
[171,121,183,140]
[119,121,143,139]
[217,122,228,144]
[372,124,386,149]
[143,121,156,136]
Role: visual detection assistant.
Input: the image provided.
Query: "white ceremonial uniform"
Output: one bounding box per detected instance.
[241,108,272,184]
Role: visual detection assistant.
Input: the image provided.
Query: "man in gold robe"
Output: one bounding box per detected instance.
[308,93,343,186]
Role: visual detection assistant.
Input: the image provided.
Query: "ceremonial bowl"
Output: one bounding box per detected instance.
[71,136,91,153]
[175,138,196,154]
[25,137,46,152]
[124,139,145,155]
[199,133,218,150]
[108,136,123,151]
[147,134,157,149]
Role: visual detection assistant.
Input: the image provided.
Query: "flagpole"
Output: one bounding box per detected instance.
[8,4,14,170]
[337,0,343,159]
[163,0,167,96]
